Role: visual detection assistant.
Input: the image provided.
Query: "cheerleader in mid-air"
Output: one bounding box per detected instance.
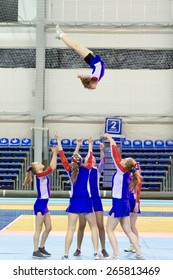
[55,25,105,90]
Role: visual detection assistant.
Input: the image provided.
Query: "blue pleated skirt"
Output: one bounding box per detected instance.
[109,198,130,218]
[66,197,93,213]
[91,196,103,212]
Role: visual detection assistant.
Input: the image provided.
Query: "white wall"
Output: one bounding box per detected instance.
[0,0,173,141]
[0,122,34,139]
[47,0,173,23]
[45,69,173,116]
[0,69,35,112]
[45,120,173,141]
[1,119,172,141]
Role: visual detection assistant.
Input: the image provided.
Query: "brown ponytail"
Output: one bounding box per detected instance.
[125,157,141,192]
[23,163,36,186]
[130,172,140,192]
[71,162,79,183]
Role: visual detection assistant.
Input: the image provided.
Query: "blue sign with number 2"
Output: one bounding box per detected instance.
[105,118,122,134]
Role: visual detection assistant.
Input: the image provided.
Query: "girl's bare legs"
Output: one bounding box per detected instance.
[76,214,87,250]
[85,212,99,253]
[75,212,108,256]
[95,211,106,250]
[124,212,139,251]
[39,212,52,248]
[106,213,120,257]
[64,213,79,256]
[56,26,93,59]
[33,213,44,251]
[120,216,141,256]
[130,212,138,238]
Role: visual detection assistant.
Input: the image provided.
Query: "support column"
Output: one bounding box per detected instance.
[34,0,46,164]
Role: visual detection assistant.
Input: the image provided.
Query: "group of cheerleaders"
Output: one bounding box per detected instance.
[23,26,144,260]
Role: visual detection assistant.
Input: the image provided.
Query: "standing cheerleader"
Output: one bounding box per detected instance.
[23,145,58,259]
[56,135,102,260]
[104,133,144,260]
[73,142,109,258]
[124,163,142,253]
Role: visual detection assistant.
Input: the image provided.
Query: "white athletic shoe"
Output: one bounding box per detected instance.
[94,253,103,260]
[135,254,145,260]
[55,24,64,39]
[124,246,136,253]
[130,254,145,260]
[105,255,121,260]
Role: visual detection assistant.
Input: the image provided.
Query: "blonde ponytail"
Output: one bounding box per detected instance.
[23,163,36,186]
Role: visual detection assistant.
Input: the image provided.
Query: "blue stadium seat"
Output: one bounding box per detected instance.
[154,140,164,148]
[144,140,153,148]
[133,140,143,148]
[93,139,100,147]
[21,138,32,146]
[61,138,71,146]
[49,138,58,146]
[9,138,20,146]
[71,139,77,146]
[165,140,173,148]
[0,138,9,146]
[122,140,132,148]
[82,139,89,146]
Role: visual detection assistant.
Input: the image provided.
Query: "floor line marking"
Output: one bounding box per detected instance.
[1,215,23,232]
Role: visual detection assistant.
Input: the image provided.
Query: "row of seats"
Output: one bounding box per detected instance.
[1,137,173,149]
[0,138,31,146]
[122,139,173,149]
[49,138,101,147]
[49,138,173,149]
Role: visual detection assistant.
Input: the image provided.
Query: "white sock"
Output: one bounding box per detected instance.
[59,32,65,39]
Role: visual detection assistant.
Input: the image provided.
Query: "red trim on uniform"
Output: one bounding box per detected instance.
[59,150,71,171]
[37,166,53,177]
[136,178,142,203]
[111,145,126,172]
[85,151,93,169]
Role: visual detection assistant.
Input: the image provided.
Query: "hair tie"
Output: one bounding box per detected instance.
[71,159,81,165]
[71,154,82,165]
[27,166,32,172]
[131,161,140,173]
[131,167,136,173]
[131,166,139,173]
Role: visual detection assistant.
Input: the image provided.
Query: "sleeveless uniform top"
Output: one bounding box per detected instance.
[89,156,105,197]
[110,144,130,200]
[36,166,53,199]
[59,150,93,198]
[89,55,105,81]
